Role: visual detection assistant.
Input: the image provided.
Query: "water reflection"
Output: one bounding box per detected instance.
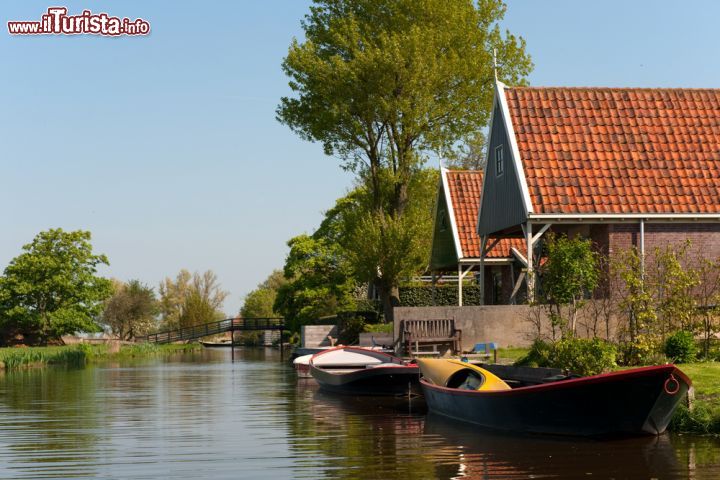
[0,348,719,479]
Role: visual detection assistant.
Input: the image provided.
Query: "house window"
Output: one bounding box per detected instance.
[495,145,504,177]
[439,210,448,232]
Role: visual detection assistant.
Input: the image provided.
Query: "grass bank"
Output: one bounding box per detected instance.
[668,362,720,435]
[0,343,201,371]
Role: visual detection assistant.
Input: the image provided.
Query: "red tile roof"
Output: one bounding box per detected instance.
[445,170,524,259]
[505,86,720,214]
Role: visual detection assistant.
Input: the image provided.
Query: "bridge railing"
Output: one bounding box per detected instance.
[144,317,285,344]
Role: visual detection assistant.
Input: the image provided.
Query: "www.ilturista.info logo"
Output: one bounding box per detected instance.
[8,7,150,36]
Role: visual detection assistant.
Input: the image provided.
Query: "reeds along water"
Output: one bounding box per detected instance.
[0,342,201,371]
[0,345,92,370]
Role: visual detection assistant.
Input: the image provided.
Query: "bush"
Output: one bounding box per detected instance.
[664,331,697,363]
[516,338,617,376]
[363,323,393,334]
[399,285,482,307]
[338,316,366,345]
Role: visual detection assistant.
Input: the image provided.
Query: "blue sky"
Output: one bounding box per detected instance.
[2,1,719,314]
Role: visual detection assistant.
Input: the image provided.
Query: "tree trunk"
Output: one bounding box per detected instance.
[379,282,400,324]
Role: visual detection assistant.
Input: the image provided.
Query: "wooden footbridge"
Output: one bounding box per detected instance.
[143,317,286,358]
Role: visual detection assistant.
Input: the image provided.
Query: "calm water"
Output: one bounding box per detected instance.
[1,348,719,479]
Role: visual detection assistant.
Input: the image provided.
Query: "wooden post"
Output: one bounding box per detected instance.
[279,328,284,361]
[230,328,235,363]
[526,222,534,303]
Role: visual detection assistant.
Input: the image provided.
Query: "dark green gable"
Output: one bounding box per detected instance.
[429,183,459,271]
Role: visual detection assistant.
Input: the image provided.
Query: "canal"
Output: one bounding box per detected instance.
[0,348,719,479]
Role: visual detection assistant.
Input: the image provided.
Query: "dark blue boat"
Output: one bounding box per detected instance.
[419,361,691,437]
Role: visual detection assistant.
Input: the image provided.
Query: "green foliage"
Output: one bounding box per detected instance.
[159,270,228,330]
[363,322,393,334]
[652,241,700,336]
[670,402,720,435]
[338,316,366,345]
[0,229,112,344]
[278,0,532,165]
[399,285,482,306]
[538,234,600,337]
[516,338,617,376]
[274,233,356,331]
[664,331,698,363]
[278,0,531,320]
[102,280,159,340]
[0,343,201,370]
[343,170,438,317]
[0,345,94,369]
[242,270,286,319]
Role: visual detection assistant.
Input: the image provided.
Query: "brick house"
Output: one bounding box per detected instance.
[429,168,525,305]
[477,81,720,301]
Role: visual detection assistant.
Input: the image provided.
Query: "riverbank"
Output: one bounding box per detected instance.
[668,362,720,435]
[0,343,201,371]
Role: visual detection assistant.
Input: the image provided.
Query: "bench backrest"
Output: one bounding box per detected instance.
[402,318,456,338]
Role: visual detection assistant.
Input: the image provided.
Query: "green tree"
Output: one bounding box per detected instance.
[0,229,112,345]
[538,234,600,338]
[278,0,532,319]
[241,270,287,319]
[274,235,357,331]
[159,269,228,330]
[102,279,159,340]
[651,241,700,338]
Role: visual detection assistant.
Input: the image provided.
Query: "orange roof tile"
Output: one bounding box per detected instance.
[445,170,524,259]
[505,86,720,214]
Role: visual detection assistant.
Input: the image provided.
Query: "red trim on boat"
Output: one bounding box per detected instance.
[309,346,404,365]
[421,364,691,397]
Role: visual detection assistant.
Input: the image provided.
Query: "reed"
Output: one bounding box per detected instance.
[0,343,200,371]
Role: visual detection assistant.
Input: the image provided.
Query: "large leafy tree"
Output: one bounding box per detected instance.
[158,269,228,330]
[0,229,112,344]
[102,279,159,340]
[278,0,531,319]
[274,234,357,332]
[241,270,287,319]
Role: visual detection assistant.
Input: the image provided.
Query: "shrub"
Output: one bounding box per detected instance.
[338,316,366,345]
[514,339,553,368]
[399,285,482,307]
[363,323,393,334]
[664,331,697,363]
[516,338,617,376]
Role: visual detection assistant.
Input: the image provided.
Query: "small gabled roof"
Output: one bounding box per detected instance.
[504,86,720,215]
[443,169,524,259]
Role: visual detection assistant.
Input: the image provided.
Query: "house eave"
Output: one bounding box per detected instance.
[529,213,720,223]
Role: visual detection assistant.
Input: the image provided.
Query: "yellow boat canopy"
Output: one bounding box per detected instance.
[417,359,511,391]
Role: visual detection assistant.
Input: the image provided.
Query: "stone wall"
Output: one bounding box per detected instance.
[300,325,338,348]
[394,303,622,352]
[394,305,539,351]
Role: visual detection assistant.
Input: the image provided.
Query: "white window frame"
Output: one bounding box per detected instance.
[495,145,504,177]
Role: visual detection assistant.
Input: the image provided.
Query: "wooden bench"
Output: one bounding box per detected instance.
[401,319,462,356]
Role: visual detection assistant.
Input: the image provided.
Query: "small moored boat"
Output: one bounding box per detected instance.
[310,346,419,396]
[418,359,691,437]
[293,353,313,378]
[200,340,234,348]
